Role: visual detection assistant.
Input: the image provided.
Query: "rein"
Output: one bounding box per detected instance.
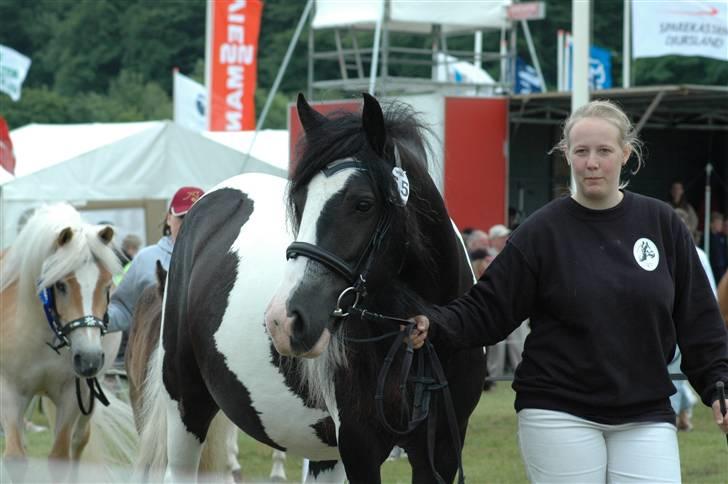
[75,376,110,416]
[286,157,465,483]
[39,286,112,414]
[346,307,466,484]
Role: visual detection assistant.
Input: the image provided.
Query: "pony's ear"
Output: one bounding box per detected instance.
[57,227,73,247]
[98,226,114,245]
[362,93,386,157]
[297,93,327,133]
[155,260,167,296]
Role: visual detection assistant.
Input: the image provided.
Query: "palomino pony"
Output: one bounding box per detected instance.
[0,204,124,468]
[137,93,486,483]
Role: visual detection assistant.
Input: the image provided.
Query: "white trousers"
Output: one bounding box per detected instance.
[517,409,680,484]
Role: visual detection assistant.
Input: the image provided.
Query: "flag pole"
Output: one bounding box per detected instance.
[623,0,631,88]
[244,0,314,168]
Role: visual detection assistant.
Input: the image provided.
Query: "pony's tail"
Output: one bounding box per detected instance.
[84,384,139,468]
[40,384,138,480]
[135,345,168,481]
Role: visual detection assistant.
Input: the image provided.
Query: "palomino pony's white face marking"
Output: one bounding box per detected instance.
[55,260,113,377]
[265,168,356,357]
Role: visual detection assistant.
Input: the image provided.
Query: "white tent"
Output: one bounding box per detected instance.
[312,0,510,32]
[1,121,287,248]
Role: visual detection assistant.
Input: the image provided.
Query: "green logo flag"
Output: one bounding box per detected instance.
[0,45,32,102]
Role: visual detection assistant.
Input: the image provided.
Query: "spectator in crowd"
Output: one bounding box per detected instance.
[668,180,699,241]
[466,229,490,255]
[468,249,492,279]
[107,186,203,335]
[485,224,529,380]
[671,208,717,431]
[121,234,142,261]
[706,211,728,283]
[407,100,728,482]
[113,233,143,287]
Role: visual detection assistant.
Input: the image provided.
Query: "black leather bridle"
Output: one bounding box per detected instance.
[284,156,466,484]
[286,157,394,317]
[39,285,111,415]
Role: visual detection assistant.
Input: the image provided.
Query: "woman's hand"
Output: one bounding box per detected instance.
[405,315,429,349]
[712,398,728,433]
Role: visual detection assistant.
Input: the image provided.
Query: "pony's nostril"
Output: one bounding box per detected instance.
[73,353,82,368]
[291,311,304,335]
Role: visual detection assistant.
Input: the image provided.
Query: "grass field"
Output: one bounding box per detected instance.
[3,384,727,483]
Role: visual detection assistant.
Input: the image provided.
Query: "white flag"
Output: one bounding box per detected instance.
[0,45,32,102]
[173,70,207,132]
[632,1,728,62]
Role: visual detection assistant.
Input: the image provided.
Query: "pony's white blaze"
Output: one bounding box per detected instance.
[265,169,354,356]
[64,263,105,354]
[212,174,338,460]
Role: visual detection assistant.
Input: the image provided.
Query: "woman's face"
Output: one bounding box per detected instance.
[166,212,184,241]
[568,117,630,210]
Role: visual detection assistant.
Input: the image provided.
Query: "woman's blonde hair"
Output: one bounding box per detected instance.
[554,100,644,187]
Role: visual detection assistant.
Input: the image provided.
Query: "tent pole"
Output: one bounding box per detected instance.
[520,20,546,92]
[369,0,385,95]
[704,163,713,255]
[245,0,314,168]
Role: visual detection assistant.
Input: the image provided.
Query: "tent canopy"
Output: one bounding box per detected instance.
[312,0,511,33]
[1,121,287,248]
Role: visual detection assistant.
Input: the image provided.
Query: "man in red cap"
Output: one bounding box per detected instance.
[107,186,203,334]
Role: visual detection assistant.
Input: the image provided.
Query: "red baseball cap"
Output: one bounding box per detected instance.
[169,186,204,216]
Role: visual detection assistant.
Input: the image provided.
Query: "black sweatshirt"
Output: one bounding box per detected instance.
[434,191,728,425]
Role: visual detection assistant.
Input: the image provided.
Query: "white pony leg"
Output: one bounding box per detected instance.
[0,379,30,459]
[226,426,241,482]
[304,460,346,484]
[164,398,203,483]
[70,412,92,459]
[48,387,81,461]
[269,449,286,481]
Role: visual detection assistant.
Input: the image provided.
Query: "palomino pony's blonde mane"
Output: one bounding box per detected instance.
[0,204,122,309]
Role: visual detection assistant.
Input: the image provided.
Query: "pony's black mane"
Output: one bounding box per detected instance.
[288,101,441,278]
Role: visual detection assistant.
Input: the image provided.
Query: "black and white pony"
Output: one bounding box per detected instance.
[137,93,486,483]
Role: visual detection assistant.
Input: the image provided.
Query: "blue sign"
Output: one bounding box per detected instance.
[565,44,613,91]
[515,57,544,94]
[588,45,612,90]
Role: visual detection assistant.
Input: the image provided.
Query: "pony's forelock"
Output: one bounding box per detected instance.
[0,204,123,297]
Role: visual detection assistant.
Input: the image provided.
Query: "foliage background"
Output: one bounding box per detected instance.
[1,0,726,129]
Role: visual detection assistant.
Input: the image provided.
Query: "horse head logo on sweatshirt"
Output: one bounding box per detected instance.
[633,238,659,271]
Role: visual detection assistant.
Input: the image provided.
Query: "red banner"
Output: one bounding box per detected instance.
[0,115,15,175]
[206,0,263,131]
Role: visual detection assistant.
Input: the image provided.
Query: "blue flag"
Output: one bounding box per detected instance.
[588,45,612,90]
[515,57,544,94]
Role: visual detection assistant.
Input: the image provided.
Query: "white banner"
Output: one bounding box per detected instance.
[0,45,32,102]
[632,1,728,61]
[173,70,207,132]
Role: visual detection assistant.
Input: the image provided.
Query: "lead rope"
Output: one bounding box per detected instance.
[75,377,110,416]
[345,307,466,484]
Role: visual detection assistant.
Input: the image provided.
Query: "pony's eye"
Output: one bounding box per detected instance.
[54,281,67,294]
[356,200,373,212]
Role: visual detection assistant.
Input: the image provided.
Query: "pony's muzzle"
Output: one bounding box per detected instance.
[72,349,105,378]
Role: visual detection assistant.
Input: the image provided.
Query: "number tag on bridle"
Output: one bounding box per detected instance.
[392,167,409,206]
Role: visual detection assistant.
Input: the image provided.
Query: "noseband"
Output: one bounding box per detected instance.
[40,286,109,353]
